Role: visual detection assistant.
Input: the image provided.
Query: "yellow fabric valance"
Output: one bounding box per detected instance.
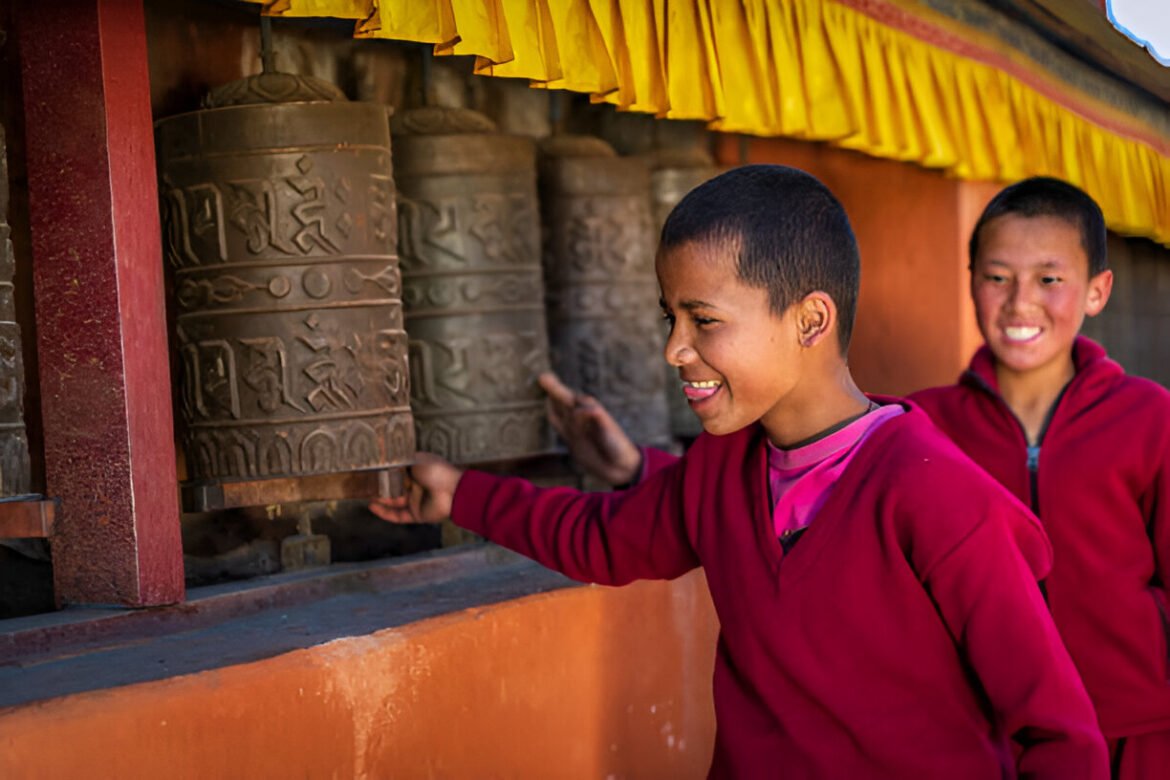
[242,0,1170,247]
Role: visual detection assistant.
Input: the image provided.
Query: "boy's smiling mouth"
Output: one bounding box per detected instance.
[683,379,723,403]
[1003,325,1042,343]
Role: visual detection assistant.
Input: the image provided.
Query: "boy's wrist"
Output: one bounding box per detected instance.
[614,447,646,489]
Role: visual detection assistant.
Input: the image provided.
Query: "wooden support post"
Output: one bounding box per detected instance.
[17,0,184,605]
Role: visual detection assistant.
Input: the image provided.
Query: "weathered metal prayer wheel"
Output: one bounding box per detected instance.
[393,107,551,464]
[0,126,31,496]
[650,150,719,440]
[539,135,670,446]
[155,72,414,484]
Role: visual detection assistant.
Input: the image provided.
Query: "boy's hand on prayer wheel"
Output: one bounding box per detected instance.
[368,452,462,524]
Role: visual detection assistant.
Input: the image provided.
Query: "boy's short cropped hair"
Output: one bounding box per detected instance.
[968,176,1108,276]
[659,164,861,352]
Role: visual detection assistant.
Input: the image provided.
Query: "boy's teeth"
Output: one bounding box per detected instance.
[683,380,721,402]
[1004,326,1040,341]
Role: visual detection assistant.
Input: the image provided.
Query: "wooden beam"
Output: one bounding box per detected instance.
[0,497,55,539]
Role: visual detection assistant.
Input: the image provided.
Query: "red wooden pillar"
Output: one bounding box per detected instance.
[17,0,184,605]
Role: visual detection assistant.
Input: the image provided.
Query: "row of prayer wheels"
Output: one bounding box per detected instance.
[154,69,715,491]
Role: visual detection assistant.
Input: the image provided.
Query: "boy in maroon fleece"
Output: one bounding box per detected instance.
[908,177,1170,779]
[371,166,1106,778]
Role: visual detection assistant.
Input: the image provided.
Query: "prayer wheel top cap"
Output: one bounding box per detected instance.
[538,134,617,159]
[391,106,497,136]
[201,71,348,109]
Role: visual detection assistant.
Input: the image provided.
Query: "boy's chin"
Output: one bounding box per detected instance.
[988,342,1071,376]
[698,417,752,437]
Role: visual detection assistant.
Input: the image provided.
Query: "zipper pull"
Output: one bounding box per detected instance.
[1026,445,1040,473]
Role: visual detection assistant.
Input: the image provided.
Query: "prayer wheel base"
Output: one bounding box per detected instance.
[181,467,406,513]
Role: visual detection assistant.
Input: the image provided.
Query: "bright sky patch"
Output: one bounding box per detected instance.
[1108,0,1170,66]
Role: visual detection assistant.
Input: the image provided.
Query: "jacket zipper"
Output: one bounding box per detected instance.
[964,374,1072,603]
[964,373,1069,517]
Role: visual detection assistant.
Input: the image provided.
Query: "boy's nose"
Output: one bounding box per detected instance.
[664,327,695,367]
[1008,280,1037,308]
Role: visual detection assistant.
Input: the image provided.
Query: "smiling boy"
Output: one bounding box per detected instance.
[910,178,1170,778]
[372,166,1107,778]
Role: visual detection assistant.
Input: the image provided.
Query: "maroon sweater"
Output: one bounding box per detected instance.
[912,337,1170,739]
[452,404,1107,777]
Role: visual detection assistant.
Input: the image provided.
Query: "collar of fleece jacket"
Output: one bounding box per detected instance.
[961,334,1123,407]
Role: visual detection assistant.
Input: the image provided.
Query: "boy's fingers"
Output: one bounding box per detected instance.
[545,399,568,436]
[408,479,426,520]
[538,372,576,407]
[368,500,411,523]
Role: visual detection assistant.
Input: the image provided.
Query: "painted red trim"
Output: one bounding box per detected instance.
[17,0,183,606]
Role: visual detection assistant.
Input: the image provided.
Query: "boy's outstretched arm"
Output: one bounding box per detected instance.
[370,446,700,586]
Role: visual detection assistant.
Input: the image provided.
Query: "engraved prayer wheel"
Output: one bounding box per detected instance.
[0,125,31,496]
[155,72,414,483]
[539,136,670,446]
[650,150,719,440]
[393,107,551,464]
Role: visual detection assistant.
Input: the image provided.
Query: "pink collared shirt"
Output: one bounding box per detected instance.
[768,404,904,539]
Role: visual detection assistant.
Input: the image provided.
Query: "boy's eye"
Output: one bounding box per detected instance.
[661,312,676,325]
[693,315,718,327]
[983,274,1007,284]
[1041,276,1062,285]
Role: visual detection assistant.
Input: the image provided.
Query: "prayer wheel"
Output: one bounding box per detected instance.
[155,71,414,484]
[539,135,670,446]
[650,150,719,440]
[0,126,31,496]
[393,107,552,464]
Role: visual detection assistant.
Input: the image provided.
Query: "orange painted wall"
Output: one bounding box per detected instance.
[0,571,719,779]
[715,135,999,394]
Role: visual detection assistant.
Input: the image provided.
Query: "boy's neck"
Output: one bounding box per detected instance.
[994,353,1076,445]
[762,364,872,449]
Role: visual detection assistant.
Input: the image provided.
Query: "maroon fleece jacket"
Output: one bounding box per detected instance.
[912,336,1170,739]
[452,403,1107,778]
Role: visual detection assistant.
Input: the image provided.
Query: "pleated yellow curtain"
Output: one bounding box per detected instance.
[260,0,369,18]
[356,2,457,47]
[592,0,668,113]
[237,0,1170,246]
[436,0,511,64]
[537,0,616,93]
[470,0,561,82]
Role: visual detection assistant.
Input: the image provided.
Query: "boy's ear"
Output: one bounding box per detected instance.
[1085,269,1113,317]
[797,292,835,348]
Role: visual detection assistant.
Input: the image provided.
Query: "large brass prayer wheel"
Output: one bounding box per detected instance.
[155,73,414,483]
[393,107,551,464]
[540,136,670,446]
[0,125,30,496]
[650,151,719,440]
